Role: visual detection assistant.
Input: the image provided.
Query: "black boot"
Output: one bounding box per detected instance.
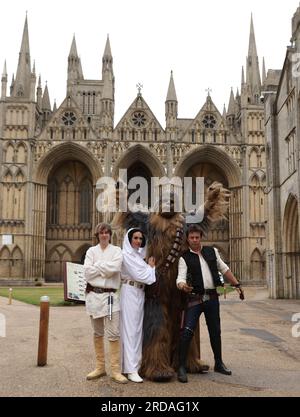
[214,360,232,375]
[208,327,232,375]
[177,338,191,383]
[177,366,188,383]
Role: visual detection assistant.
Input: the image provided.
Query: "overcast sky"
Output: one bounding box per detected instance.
[0,0,299,126]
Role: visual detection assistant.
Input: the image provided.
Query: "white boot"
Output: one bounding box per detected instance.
[127,372,143,383]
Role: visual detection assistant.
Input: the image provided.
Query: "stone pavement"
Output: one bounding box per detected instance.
[0,286,300,397]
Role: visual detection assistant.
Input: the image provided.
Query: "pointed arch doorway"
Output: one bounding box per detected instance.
[185,163,230,263]
[45,160,93,282]
[127,161,153,208]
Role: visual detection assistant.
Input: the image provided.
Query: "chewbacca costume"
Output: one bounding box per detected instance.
[113,182,230,382]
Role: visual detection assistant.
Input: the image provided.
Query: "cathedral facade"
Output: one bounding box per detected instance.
[0,15,268,287]
[264,7,300,299]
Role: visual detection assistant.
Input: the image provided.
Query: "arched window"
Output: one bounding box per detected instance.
[5,144,14,163]
[80,179,92,224]
[48,180,59,225]
[16,144,26,164]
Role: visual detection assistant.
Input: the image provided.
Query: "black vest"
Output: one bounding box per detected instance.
[182,246,222,294]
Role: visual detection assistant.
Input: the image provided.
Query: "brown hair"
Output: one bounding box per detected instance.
[186,224,203,238]
[94,223,112,242]
[128,228,146,248]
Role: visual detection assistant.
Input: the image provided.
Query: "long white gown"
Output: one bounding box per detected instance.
[120,229,156,374]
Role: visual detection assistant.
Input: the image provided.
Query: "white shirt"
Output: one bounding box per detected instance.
[84,244,123,319]
[176,247,229,289]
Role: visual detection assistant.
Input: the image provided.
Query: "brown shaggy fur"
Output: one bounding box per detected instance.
[139,212,206,381]
[114,182,230,382]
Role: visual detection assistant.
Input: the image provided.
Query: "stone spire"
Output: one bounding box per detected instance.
[165,71,178,126]
[102,35,113,78]
[235,88,241,113]
[67,35,83,91]
[1,60,8,99]
[166,70,178,102]
[10,74,15,96]
[102,35,114,80]
[241,66,245,86]
[246,14,261,101]
[36,75,42,108]
[42,83,51,111]
[69,35,78,56]
[222,103,227,119]
[227,88,236,115]
[262,57,267,85]
[12,14,32,98]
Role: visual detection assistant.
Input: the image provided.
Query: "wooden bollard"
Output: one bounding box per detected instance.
[37,296,50,367]
[8,288,13,305]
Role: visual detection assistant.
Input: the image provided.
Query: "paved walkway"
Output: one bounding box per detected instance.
[0,287,300,397]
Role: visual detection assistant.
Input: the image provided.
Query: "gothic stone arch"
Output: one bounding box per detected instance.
[32,142,103,281]
[175,145,242,278]
[283,194,300,299]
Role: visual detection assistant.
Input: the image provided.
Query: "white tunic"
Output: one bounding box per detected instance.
[84,244,123,319]
[120,229,156,374]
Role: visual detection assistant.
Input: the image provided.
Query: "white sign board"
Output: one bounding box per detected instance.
[64,262,86,303]
[2,235,13,245]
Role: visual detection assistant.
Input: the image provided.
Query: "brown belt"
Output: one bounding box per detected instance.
[86,283,117,294]
[187,290,219,307]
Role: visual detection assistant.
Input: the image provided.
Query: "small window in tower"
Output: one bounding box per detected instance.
[191,131,195,143]
[17,86,24,97]
[154,130,158,141]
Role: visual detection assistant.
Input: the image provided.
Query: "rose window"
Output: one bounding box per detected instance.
[62,112,77,126]
[132,112,147,127]
[202,114,216,129]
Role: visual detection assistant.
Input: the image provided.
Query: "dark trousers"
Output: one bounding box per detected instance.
[181,298,222,362]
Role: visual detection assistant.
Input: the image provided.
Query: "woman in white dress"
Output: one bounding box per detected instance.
[120,228,156,383]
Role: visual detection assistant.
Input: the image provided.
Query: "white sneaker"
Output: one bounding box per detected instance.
[127,372,143,383]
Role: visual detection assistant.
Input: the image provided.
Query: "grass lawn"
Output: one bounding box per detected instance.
[0,287,83,307]
[0,285,235,307]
